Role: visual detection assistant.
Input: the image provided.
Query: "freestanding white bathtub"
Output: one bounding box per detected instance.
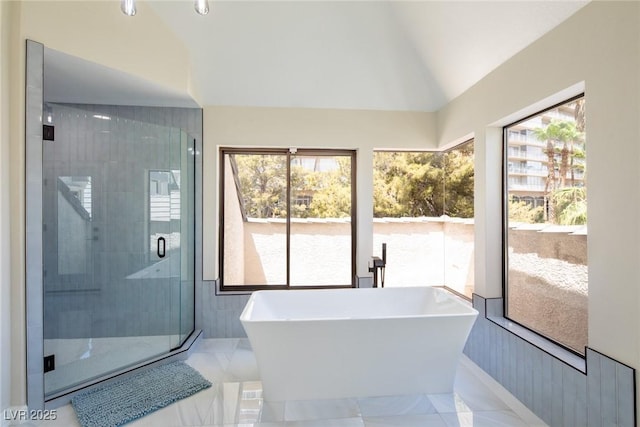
[240,286,478,401]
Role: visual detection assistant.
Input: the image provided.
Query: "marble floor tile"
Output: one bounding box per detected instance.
[209,382,244,425]
[186,352,232,382]
[427,393,473,414]
[258,401,286,422]
[32,339,547,427]
[284,418,365,427]
[363,413,448,427]
[439,410,530,427]
[194,338,240,354]
[130,385,216,427]
[236,339,253,351]
[284,398,360,421]
[357,394,436,417]
[451,366,510,412]
[216,424,284,427]
[31,404,79,427]
[226,347,260,381]
[457,357,547,426]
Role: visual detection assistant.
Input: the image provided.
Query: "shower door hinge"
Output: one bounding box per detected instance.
[44,355,55,373]
[43,124,54,141]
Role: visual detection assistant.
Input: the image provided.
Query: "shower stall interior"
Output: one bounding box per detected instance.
[41,103,196,398]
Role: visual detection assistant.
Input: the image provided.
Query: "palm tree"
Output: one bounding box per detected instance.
[533,122,561,222]
[552,187,587,225]
[571,98,586,187]
[533,120,583,222]
[557,121,581,188]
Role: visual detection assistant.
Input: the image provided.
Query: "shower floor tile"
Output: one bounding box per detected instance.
[29,338,547,427]
[43,335,179,396]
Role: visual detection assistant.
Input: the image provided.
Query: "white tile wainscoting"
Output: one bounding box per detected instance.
[465,294,635,427]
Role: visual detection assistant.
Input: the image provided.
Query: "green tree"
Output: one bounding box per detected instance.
[372,152,406,217]
[233,154,287,218]
[233,146,476,221]
[533,119,584,222]
[508,196,544,223]
[571,98,587,187]
[444,143,474,218]
[373,152,446,217]
[293,157,352,218]
[373,142,474,218]
[551,187,587,225]
[234,154,352,219]
[307,157,351,218]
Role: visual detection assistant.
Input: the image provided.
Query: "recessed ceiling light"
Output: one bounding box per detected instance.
[121,0,136,16]
[195,0,210,15]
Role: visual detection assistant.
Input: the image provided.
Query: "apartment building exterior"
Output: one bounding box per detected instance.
[506,102,585,210]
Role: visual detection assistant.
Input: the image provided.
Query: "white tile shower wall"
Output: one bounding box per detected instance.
[39,104,202,341]
[465,294,636,427]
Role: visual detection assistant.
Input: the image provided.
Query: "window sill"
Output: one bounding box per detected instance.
[486,314,586,373]
[215,281,355,295]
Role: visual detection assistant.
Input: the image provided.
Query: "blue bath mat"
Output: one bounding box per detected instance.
[71,361,211,427]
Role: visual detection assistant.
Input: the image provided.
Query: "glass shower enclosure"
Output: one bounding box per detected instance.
[42,103,195,397]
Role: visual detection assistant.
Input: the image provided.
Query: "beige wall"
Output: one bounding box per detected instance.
[0,0,13,413]
[202,106,437,280]
[19,1,194,98]
[437,0,640,387]
[8,0,26,408]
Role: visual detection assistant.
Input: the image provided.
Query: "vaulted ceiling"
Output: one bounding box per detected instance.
[44,1,589,111]
[148,1,589,112]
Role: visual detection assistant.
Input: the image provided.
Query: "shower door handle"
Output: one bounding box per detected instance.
[157,237,166,258]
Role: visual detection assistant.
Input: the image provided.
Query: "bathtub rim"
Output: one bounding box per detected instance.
[239,286,479,323]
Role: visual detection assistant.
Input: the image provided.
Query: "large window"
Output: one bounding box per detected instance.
[219,148,356,290]
[372,140,474,297]
[504,95,587,355]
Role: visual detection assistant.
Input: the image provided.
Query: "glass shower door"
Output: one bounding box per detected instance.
[148,129,195,350]
[43,104,194,398]
[178,131,195,346]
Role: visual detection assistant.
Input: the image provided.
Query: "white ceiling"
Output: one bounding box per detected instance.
[44,1,589,111]
[148,0,589,112]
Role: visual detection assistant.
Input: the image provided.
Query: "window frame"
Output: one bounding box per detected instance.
[502,93,587,358]
[372,139,475,297]
[218,147,357,292]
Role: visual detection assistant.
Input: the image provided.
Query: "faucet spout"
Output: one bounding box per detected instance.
[369,243,387,288]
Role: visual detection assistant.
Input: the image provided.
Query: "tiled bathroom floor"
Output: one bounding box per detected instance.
[32,338,547,427]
